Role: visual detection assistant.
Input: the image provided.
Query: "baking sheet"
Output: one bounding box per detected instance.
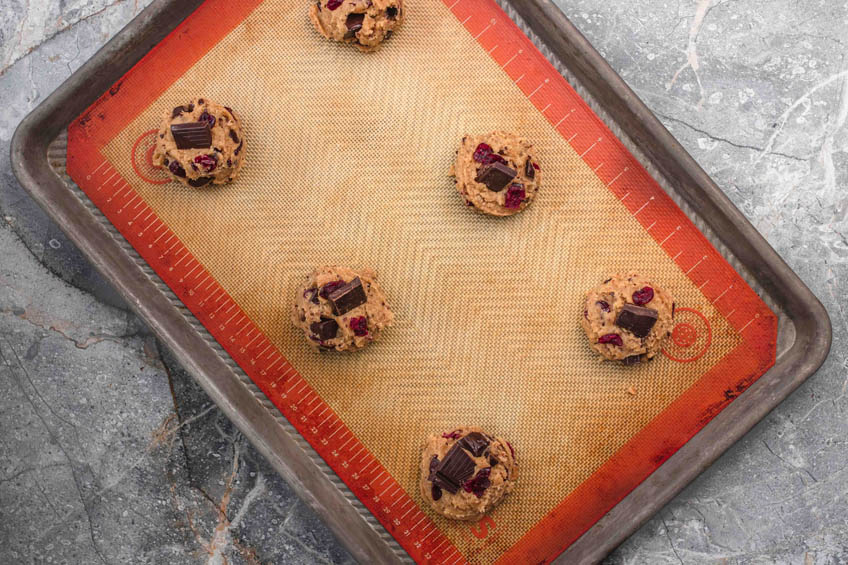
[61,0,777,562]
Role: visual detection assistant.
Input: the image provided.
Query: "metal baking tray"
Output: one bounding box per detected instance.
[11,0,831,562]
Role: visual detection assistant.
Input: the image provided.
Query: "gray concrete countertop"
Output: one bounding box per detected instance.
[1,1,845,563]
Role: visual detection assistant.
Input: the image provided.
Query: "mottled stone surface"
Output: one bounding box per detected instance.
[0,0,846,563]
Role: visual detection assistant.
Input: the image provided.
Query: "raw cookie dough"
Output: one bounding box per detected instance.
[581,272,675,363]
[309,0,402,52]
[420,426,517,521]
[291,266,393,352]
[450,131,541,217]
[152,98,245,187]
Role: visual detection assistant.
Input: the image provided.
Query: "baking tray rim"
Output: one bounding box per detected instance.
[10,0,832,563]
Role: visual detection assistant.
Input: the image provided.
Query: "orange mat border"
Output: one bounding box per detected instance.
[66,1,777,563]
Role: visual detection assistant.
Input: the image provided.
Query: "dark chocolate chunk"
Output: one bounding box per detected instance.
[327,277,367,315]
[525,159,535,179]
[476,162,517,192]
[457,432,490,457]
[229,129,240,144]
[346,12,364,32]
[615,304,658,338]
[428,455,440,480]
[171,103,194,118]
[488,456,499,467]
[431,484,442,501]
[187,176,212,187]
[310,318,339,341]
[623,355,641,365]
[431,444,476,494]
[235,141,243,155]
[386,5,398,18]
[384,30,393,39]
[171,121,212,149]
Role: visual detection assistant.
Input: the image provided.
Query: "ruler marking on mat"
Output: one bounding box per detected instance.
[566,132,578,143]
[432,538,449,553]
[392,493,409,507]
[633,197,653,216]
[672,250,683,261]
[297,390,314,406]
[131,207,147,222]
[293,380,309,396]
[350,446,365,461]
[726,308,737,318]
[244,332,263,349]
[594,162,604,172]
[579,137,601,158]
[119,195,139,212]
[607,166,628,187]
[421,528,438,542]
[112,175,123,187]
[327,425,345,440]
[318,413,334,428]
[152,229,170,244]
[448,0,460,8]
[410,515,427,531]
[460,14,471,24]
[371,470,386,484]
[473,19,494,39]
[97,171,117,190]
[181,263,201,280]
[659,225,681,246]
[488,43,498,54]
[139,218,161,235]
[646,221,656,231]
[400,504,416,520]
[378,482,395,498]
[686,255,708,275]
[87,161,107,177]
[514,73,524,84]
[360,458,376,472]
[502,49,521,69]
[712,284,733,304]
[739,314,759,333]
[339,435,356,451]
[255,343,272,359]
[527,78,548,98]
[698,279,710,291]
[541,102,551,113]
[554,108,575,128]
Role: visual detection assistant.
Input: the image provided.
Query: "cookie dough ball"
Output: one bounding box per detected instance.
[581,272,675,363]
[309,0,402,52]
[420,427,517,521]
[291,266,393,352]
[152,98,245,187]
[450,131,541,217]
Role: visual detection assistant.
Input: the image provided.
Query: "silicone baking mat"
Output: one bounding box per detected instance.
[66,0,776,562]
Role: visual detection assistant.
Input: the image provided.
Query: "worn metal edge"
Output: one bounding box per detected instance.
[11,0,832,564]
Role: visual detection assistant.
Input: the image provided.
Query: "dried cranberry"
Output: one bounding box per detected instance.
[462,468,491,498]
[472,143,494,163]
[319,280,346,299]
[326,0,343,9]
[227,159,233,167]
[441,430,462,440]
[632,287,655,306]
[431,484,442,501]
[350,316,368,336]
[199,111,216,128]
[504,184,525,209]
[304,288,319,304]
[597,300,610,312]
[598,333,623,346]
[193,154,218,172]
[506,442,515,458]
[168,161,186,178]
[532,162,540,171]
[672,302,676,317]
[583,309,588,320]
